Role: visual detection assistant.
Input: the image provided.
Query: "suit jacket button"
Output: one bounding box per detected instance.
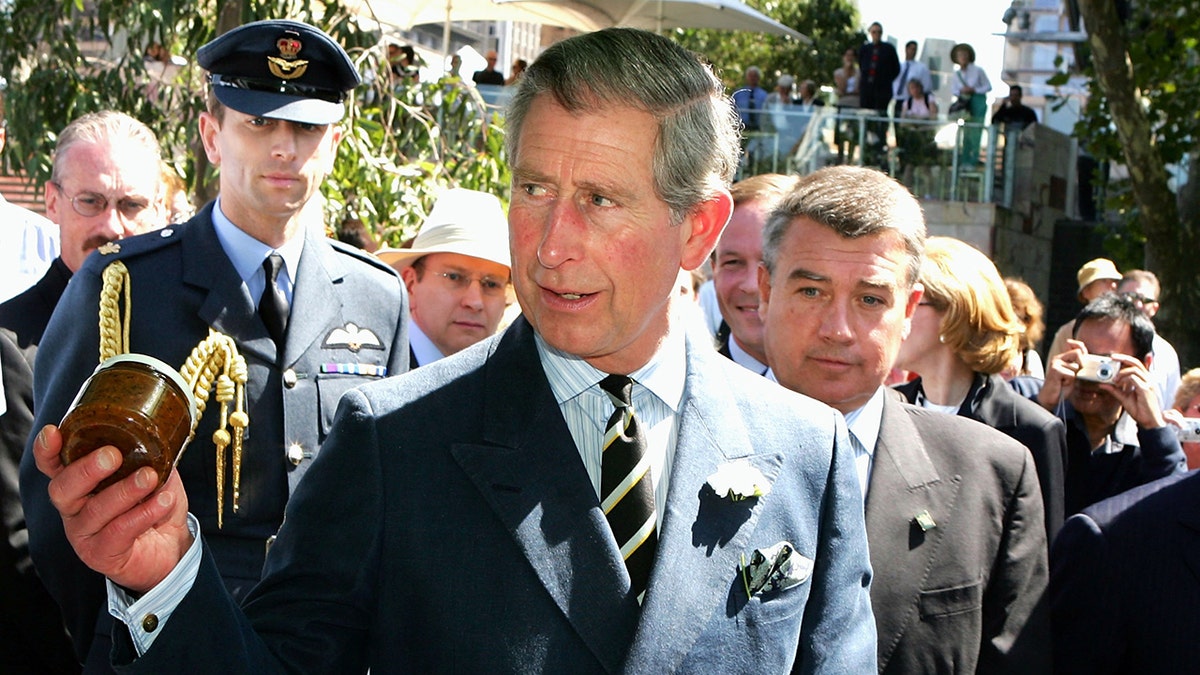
[142,613,159,632]
[283,369,298,388]
[287,443,305,466]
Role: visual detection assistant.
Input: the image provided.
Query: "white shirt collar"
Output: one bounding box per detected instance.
[842,386,886,458]
[536,326,687,414]
[728,336,768,376]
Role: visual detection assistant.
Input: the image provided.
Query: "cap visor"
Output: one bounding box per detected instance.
[214,87,345,125]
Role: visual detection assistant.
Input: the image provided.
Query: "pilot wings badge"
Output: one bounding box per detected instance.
[323,323,383,352]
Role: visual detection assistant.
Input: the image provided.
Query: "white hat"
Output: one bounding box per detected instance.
[376,188,510,270]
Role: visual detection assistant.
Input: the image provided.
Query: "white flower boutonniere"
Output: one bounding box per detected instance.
[706,460,772,502]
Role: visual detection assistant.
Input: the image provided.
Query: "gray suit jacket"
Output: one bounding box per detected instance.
[115,317,876,673]
[21,203,408,668]
[866,397,1051,674]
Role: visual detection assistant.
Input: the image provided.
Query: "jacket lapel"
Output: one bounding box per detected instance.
[449,319,638,673]
[180,204,274,364]
[282,227,345,367]
[865,397,963,665]
[625,334,783,672]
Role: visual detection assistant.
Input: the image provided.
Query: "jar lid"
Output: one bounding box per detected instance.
[96,353,198,424]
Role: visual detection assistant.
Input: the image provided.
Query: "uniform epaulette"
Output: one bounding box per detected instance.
[86,221,187,268]
[326,237,399,277]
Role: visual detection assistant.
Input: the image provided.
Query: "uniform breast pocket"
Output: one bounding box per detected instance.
[315,374,373,438]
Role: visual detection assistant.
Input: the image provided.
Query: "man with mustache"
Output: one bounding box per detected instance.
[0,111,166,349]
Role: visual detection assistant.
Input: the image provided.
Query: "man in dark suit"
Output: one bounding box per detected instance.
[20,20,408,670]
[711,173,798,375]
[1,329,77,674]
[27,27,875,673]
[0,111,167,349]
[857,22,900,171]
[472,49,505,86]
[1051,469,1200,673]
[758,165,1050,673]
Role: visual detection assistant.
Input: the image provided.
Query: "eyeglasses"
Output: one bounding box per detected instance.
[52,182,153,220]
[1123,292,1158,305]
[435,271,508,297]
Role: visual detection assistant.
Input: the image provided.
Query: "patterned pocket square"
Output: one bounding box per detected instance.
[741,541,813,597]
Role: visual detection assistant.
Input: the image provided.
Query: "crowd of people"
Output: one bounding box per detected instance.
[734,21,1041,194]
[0,16,1194,675]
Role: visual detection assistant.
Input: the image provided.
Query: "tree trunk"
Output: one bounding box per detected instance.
[1078,0,1199,369]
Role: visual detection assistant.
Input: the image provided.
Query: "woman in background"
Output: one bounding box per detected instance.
[950,42,991,166]
[895,236,1066,539]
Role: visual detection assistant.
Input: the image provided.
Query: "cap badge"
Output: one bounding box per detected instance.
[267,34,308,80]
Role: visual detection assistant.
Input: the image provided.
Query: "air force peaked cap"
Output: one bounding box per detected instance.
[197,19,360,125]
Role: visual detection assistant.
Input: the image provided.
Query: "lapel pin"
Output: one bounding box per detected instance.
[914,510,937,532]
[98,242,121,255]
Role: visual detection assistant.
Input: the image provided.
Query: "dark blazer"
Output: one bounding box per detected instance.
[115,317,877,673]
[1051,469,1200,674]
[0,328,78,674]
[20,203,409,668]
[896,372,1067,539]
[0,256,72,349]
[866,396,1051,674]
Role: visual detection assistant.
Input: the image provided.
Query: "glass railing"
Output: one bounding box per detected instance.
[735,105,1021,203]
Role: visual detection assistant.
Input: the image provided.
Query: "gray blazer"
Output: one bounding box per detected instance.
[113,318,877,673]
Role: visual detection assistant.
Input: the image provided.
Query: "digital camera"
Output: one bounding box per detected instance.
[1076,354,1119,383]
[1176,418,1200,443]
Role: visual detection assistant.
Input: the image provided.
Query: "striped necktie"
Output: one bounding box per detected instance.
[599,374,658,602]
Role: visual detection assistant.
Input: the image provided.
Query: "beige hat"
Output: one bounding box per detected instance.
[1076,257,1121,298]
[375,188,510,270]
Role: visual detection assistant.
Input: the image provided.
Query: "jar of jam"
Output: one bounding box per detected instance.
[59,353,197,492]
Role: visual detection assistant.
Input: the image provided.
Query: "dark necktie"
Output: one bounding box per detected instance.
[599,374,658,602]
[897,62,911,98]
[259,253,289,347]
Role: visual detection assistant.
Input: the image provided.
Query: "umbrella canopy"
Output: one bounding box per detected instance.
[351,0,806,41]
[504,0,809,41]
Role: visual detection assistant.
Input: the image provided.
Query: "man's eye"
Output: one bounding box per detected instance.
[590,195,615,207]
[249,117,270,126]
[444,272,464,282]
[77,194,105,208]
[799,287,820,298]
[521,184,547,197]
[481,278,504,291]
[119,200,150,212]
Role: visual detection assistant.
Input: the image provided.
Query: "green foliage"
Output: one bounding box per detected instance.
[0,0,508,245]
[672,0,860,92]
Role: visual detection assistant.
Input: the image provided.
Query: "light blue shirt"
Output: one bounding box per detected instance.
[210,197,303,305]
[109,198,309,654]
[727,337,768,376]
[535,329,686,528]
[407,320,444,367]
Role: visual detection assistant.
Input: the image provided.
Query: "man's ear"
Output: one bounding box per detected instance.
[680,190,733,271]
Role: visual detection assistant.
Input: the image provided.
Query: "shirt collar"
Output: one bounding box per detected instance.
[842,386,886,458]
[727,336,768,375]
[536,326,687,414]
[407,320,445,367]
[210,197,305,285]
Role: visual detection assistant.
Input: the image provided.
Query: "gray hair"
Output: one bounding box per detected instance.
[505,28,739,224]
[762,166,926,286]
[51,111,162,183]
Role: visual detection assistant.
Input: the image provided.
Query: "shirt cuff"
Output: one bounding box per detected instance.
[106,512,203,656]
